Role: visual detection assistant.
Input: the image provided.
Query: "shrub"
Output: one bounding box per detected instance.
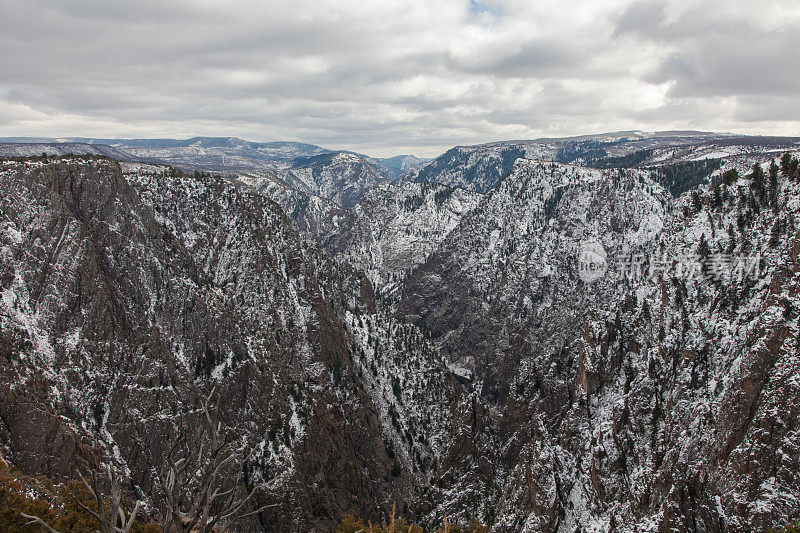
[0,463,158,533]
[336,509,488,533]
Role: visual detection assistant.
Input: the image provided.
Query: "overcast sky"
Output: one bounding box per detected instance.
[2,0,799,157]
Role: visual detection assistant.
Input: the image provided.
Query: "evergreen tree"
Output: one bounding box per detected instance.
[697,233,711,260]
[722,168,739,186]
[769,160,779,210]
[727,224,736,253]
[692,191,703,212]
[770,159,780,182]
[751,163,766,202]
[712,185,722,209]
[781,152,793,177]
[780,152,798,180]
[770,219,782,247]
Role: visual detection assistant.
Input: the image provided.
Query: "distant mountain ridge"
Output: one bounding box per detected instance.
[0,141,137,160]
[399,132,800,193]
[0,135,427,169]
[0,137,430,207]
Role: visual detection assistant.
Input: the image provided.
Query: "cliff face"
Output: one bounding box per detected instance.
[0,158,458,530]
[4,142,800,532]
[277,152,393,208]
[396,155,800,530]
[319,181,482,305]
[544,161,800,532]
[400,160,671,404]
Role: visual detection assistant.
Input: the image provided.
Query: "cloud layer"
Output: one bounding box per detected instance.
[2,0,798,156]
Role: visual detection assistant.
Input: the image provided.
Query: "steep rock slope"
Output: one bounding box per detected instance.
[400,159,670,403]
[277,152,393,208]
[243,178,482,312]
[399,144,540,193]
[242,173,344,236]
[242,152,395,213]
[320,182,482,303]
[0,157,459,530]
[371,154,428,179]
[400,154,800,530]
[495,156,800,531]
[5,142,800,532]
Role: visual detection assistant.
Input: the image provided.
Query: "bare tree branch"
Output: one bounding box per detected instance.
[21,464,141,533]
[20,513,62,533]
[157,388,271,533]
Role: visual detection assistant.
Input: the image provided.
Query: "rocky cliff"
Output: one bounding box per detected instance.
[0,157,459,531]
[3,135,800,532]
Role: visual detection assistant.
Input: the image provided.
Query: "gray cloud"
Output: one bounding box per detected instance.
[1,0,799,156]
